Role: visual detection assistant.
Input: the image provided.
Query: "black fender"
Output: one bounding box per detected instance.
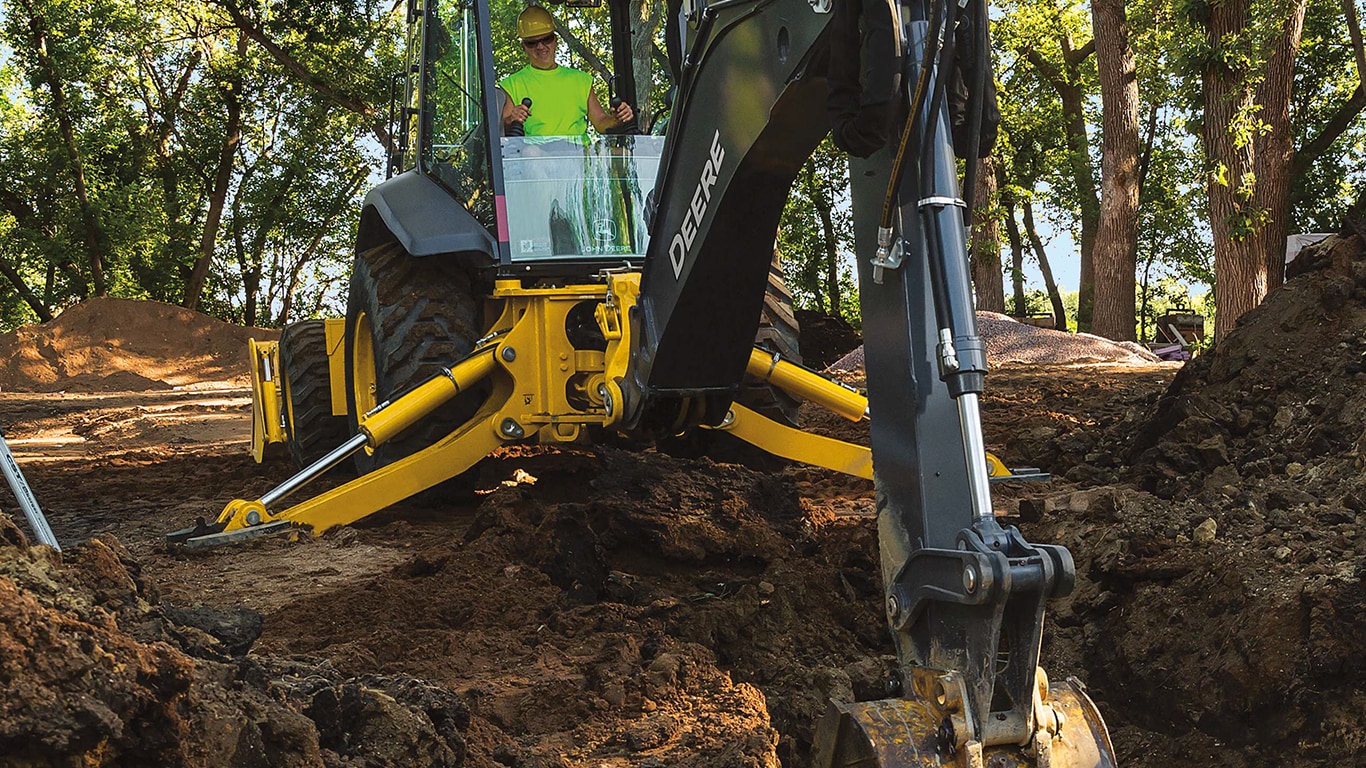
[357,170,497,260]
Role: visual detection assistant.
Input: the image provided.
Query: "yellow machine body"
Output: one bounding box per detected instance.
[235,273,1033,538]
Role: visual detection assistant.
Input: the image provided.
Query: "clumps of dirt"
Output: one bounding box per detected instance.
[1003,231,1366,766]
[0,512,470,767]
[0,297,278,393]
[827,311,1158,372]
[795,309,862,370]
[1130,233,1366,499]
[259,447,891,767]
[1027,479,1366,766]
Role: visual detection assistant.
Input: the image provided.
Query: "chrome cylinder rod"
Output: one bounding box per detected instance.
[956,393,995,523]
[261,432,370,509]
[0,429,60,551]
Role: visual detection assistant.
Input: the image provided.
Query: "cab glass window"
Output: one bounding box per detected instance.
[423,0,495,228]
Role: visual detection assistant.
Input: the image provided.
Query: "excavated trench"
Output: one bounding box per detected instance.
[4,231,1366,767]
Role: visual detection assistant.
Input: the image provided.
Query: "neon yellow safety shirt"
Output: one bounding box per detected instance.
[498,65,593,137]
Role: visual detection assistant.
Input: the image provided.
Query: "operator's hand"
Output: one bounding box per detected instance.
[508,101,532,125]
[613,101,634,125]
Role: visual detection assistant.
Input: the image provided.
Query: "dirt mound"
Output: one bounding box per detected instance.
[258,447,891,766]
[1006,232,1366,765]
[1131,232,1366,497]
[0,297,278,393]
[0,513,470,767]
[828,311,1158,371]
[795,309,862,370]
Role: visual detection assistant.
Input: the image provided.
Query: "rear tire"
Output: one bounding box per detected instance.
[280,320,350,470]
[743,251,803,427]
[344,242,488,476]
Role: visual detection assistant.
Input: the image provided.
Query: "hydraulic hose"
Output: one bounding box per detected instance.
[878,0,944,231]
[960,0,990,223]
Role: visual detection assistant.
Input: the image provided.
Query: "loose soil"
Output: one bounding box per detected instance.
[4,234,1366,767]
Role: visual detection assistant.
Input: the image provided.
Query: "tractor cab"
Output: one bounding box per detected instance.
[387,0,669,276]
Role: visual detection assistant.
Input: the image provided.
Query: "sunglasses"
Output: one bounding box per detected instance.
[522,33,556,49]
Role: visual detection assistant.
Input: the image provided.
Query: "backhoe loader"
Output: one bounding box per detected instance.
[170,0,1117,763]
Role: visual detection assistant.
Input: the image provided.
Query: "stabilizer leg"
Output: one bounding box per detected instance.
[169,347,504,548]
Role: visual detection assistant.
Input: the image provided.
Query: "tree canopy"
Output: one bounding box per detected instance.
[0,0,1362,343]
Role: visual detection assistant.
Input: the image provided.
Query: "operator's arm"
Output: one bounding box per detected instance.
[500,87,531,129]
[587,88,634,132]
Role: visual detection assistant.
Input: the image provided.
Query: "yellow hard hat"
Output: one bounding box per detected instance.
[517,6,555,40]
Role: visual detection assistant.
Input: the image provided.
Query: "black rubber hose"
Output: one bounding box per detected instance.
[960,0,990,225]
[917,0,958,197]
[878,0,944,230]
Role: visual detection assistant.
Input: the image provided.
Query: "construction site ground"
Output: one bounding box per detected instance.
[5,232,1366,767]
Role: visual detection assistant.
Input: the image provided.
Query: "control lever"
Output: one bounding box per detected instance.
[605,76,637,135]
[508,97,532,137]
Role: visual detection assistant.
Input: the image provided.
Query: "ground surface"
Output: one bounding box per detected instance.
[4,234,1366,767]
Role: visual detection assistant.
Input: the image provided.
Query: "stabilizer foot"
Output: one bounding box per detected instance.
[166,520,299,550]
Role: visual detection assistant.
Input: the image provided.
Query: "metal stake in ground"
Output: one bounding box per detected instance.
[0,428,60,551]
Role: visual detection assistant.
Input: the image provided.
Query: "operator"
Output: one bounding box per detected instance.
[498,6,635,137]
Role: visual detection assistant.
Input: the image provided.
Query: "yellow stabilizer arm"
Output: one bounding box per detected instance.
[733,347,1030,484]
[180,347,502,546]
[746,348,867,422]
[716,403,873,479]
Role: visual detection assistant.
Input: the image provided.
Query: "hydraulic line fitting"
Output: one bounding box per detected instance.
[871,226,903,284]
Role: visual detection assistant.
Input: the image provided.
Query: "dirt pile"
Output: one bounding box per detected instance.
[257,447,889,767]
[828,311,1159,371]
[1010,232,1366,766]
[0,513,470,767]
[795,309,862,370]
[1131,232,1366,497]
[0,298,278,393]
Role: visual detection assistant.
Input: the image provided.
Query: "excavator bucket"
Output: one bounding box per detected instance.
[814,676,1115,768]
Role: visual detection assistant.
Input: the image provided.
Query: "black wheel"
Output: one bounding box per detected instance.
[743,250,804,427]
[280,319,351,470]
[344,242,488,476]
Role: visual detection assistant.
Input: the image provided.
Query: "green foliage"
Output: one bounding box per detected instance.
[1289,0,1366,232]
[778,137,860,328]
[0,0,401,329]
[0,0,1359,339]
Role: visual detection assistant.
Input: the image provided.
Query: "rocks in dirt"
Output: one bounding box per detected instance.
[0,511,469,768]
[162,603,264,657]
[1192,517,1218,544]
[1132,233,1366,500]
[298,675,469,767]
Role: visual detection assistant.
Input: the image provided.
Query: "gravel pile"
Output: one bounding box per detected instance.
[828,312,1160,372]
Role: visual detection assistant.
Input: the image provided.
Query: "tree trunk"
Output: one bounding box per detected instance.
[1254,0,1308,292]
[1023,40,1098,329]
[184,33,246,311]
[969,156,1004,312]
[1089,0,1141,341]
[997,164,1027,315]
[0,255,53,321]
[1199,0,1307,339]
[629,0,662,130]
[21,0,109,296]
[1022,199,1068,330]
[811,174,843,317]
[1021,198,1070,327]
[1004,204,1027,315]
